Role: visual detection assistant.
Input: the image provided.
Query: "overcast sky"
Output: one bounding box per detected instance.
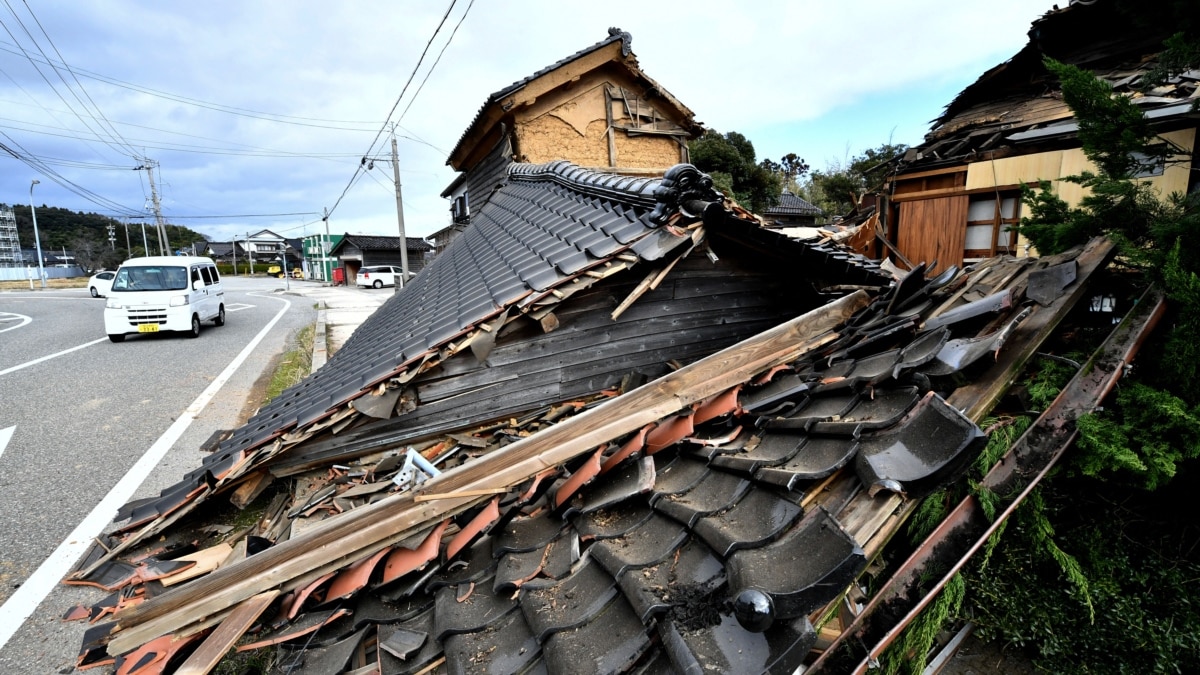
[0,0,1054,246]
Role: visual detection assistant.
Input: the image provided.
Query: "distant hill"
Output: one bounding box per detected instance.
[2,203,208,270]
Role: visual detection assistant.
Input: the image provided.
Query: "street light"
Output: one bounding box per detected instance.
[29,179,46,289]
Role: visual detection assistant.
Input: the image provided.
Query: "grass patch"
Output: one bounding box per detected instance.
[262,324,316,405]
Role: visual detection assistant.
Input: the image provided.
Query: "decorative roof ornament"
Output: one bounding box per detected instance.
[648,164,724,226]
[607,27,633,56]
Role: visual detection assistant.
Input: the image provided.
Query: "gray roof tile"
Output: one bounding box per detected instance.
[763,191,823,217]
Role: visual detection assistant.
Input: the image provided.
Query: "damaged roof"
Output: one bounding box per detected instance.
[901,0,1198,168]
[64,158,1129,674]
[73,161,886,581]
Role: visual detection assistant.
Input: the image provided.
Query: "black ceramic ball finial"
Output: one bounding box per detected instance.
[733,588,774,632]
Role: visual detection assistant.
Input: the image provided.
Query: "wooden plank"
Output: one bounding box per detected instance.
[173,590,279,675]
[889,186,969,202]
[102,291,868,655]
[414,487,509,502]
[896,196,968,274]
[160,543,234,587]
[839,493,902,542]
[228,470,272,510]
[891,165,968,182]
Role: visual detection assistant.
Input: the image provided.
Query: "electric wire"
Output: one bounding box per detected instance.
[396,0,475,126]
[0,115,366,158]
[19,0,142,158]
[1,133,141,215]
[0,2,137,160]
[0,7,464,225]
[0,40,387,130]
[127,212,320,220]
[326,0,459,218]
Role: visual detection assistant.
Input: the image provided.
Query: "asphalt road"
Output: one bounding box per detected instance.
[0,276,314,672]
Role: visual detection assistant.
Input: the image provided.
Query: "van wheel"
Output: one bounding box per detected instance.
[108,334,125,343]
[373,280,383,289]
[90,287,99,298]
[188,314,201,338]
[214,305,225,326]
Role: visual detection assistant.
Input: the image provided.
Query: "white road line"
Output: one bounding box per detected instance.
[226,303,255,312]
[0,294,292,650]
[0,425,13,460]
[0,338,107,377]
[0,295,94,300]
[0,312,32,333]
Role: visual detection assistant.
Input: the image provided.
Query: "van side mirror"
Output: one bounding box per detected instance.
[193,279,204,291]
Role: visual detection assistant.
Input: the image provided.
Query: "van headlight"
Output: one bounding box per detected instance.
[169,295,189,307]
[106,299,125,309]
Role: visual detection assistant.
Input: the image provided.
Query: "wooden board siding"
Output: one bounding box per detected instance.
[896,196,969,274]
[965,151,1064,191]
[275,255,813,467]
[400,256,807,432]
[464,133,514,213]
[890,167,966,201]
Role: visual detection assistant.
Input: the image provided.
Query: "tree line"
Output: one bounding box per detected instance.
[687,130,907,218]
[3,203,208,271]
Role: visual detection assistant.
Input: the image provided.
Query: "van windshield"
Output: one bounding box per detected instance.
[111,265,189,292]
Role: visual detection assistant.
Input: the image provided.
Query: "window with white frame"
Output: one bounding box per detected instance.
[965,193,1020,261]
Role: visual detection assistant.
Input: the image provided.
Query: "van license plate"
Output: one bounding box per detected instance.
[138,324,159,333]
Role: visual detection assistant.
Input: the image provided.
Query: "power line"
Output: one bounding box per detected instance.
[19,0,141,157]
[327,0,460,218]
[0,134,141,215]
[0,2,138,159]
[397,0,475,126]
[0,40,389,131]
[128,211,321,220]
[0,115,366,159]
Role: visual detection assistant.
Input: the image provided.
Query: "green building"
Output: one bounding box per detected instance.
[302,233,344,283]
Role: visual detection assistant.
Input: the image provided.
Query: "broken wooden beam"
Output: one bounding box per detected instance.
[172,590,278,675]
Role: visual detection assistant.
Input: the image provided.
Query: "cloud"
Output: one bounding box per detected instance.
[0,0,1054,243]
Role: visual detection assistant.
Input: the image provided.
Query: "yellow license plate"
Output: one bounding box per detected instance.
[138,324,159,333]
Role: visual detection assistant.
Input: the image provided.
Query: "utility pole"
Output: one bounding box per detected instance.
[323,207,331,284]
[123,219,131,256]
[247,232,254,274]
[136,160,170,255]
[140,221,148,255]
[232,234,238,276]
[390,128,409,290]
[107,223,116,250]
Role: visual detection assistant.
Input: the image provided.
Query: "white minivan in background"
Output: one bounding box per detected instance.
[356,265,403,288]
[103,256,226,342]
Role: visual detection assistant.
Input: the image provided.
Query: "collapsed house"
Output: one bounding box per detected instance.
[882,0,1198,273]
[64,158,1149,675]
[61,11,1176,673]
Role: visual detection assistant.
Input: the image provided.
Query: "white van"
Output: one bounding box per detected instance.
[103,256,225,342]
